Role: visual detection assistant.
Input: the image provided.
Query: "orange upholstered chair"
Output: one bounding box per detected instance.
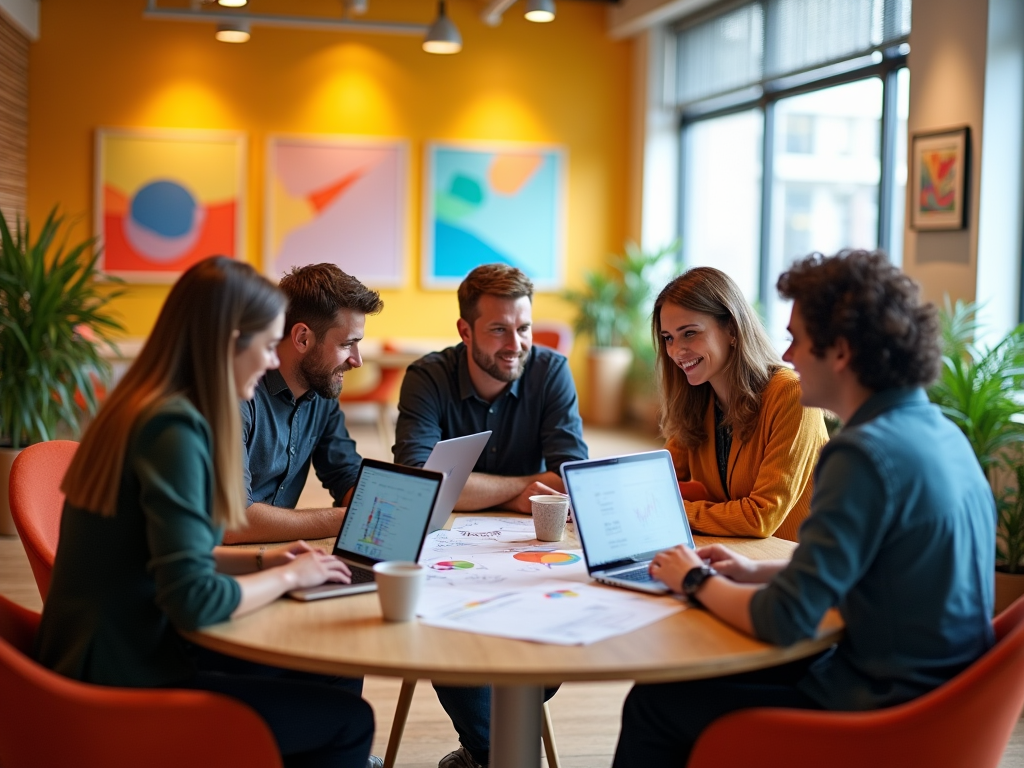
[532,320,574,357]
[0,593,281,768]
[8,440,77,601]
[688,595,1024,768]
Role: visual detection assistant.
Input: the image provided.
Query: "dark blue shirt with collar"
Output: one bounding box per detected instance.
[240,368,362,508]
[749,388,996,711]
[392,343,588,474]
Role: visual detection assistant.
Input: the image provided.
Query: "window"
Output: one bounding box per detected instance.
[674,0,910,350]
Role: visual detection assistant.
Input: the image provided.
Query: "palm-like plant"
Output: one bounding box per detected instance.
[0,208,124,448]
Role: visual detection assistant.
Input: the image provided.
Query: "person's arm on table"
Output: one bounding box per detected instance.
[456,471,563,513]
[223,502,346,544]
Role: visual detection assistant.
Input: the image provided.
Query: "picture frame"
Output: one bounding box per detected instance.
[265,134,408,288]
[422,141,566,290]
[910,126,969,231]
[95,127,246,281]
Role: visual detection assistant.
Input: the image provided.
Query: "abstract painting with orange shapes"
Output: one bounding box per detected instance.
[95,129,244,280]
[266,136,407,287]
[910,127,968,232]
[424,143,565,289]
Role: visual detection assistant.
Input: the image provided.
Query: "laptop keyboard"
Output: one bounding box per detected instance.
[611,567,654,582]
[349,566,375,584]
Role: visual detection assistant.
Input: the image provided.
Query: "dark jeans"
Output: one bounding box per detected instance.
[612,657,823,768]
[183,645,373,768]
[433,683,560,766]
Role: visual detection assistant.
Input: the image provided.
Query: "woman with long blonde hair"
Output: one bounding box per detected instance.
[36,257,373,768]
[653,267,827,540]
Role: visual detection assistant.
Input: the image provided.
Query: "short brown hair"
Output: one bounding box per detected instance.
[457,264,533,324]
[279,263,383,340]
[776,249,941,391]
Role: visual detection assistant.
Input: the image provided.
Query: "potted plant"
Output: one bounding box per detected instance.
[563,241,677,427]
[0,207,123,534]
[927,299,1024,611]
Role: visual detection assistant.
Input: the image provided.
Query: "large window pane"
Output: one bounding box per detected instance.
[766,78,883,349]
[887,67,910,266]
[682,109,763,303]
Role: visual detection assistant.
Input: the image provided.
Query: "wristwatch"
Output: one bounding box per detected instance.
[682,564,718,607]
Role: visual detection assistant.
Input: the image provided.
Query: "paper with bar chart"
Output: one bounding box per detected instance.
[416,516,683,644]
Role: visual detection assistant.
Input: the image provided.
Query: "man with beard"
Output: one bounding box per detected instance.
[393,263,587,768]
[227,263,384,545]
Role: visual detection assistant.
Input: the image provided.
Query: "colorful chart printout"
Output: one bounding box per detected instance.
[513,552,581,567]
[267,136,407,287]
[423,142,565,289]
[95,128,245,280]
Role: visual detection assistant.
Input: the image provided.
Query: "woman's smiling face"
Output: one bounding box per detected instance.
[659,302,736,398]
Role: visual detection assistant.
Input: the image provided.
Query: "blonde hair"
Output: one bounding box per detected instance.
[62,257,286,529]
[653,267,781,448]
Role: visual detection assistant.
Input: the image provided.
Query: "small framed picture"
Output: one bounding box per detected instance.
[910,126,969,231]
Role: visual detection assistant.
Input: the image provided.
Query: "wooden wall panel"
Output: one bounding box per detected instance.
[0,10,28,223]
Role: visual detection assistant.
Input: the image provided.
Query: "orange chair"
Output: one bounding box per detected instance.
[688,595,1024,768]
[0,593,282,768]
[8,440,77,601]
[532,320,574,357]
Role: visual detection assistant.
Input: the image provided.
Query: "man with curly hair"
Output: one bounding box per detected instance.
[612,249,996,767]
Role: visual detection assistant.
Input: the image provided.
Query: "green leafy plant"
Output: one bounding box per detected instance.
[563,240,679,352]
[0,208,124,448]
[927,298,1024,572]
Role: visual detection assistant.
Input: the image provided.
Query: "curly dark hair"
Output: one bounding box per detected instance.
[776,249,941,391]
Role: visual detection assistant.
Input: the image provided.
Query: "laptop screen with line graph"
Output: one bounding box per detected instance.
[561,450,694,570]
[334,461,442,565]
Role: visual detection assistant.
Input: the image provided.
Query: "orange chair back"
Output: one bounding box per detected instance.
[0,594,282,768]
[688,594,1024,768]
[532,321,574,357]
[8,440,77,601]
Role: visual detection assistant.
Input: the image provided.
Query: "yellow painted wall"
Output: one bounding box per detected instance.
[27,0,632,391]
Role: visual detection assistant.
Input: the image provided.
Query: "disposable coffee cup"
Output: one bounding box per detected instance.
[530,494,569,542]
[372,561,425,622]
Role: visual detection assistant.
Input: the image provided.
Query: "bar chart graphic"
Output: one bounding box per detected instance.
[359,497,397,547]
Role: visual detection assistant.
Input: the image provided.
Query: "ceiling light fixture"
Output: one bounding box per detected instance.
[524,0,555,23]
[216,0,248,7]
[344,0,368,15]
[215,20,250,42]
[422,0,461,54]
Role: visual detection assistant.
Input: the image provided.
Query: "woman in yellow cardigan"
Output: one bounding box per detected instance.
[654,267,827,541]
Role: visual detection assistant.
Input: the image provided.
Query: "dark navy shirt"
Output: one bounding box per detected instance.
[241,369,362,508]
[393,343,588,474]
[750,388,996,711]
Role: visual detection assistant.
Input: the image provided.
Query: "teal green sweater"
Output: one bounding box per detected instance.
[35,398,242,687]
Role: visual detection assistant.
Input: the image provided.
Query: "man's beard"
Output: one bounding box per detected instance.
[470,340,528,383]
[299,345,348,399]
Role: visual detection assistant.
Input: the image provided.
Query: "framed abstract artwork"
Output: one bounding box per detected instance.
[423,141,566,290]
[910,126,969,231]
[265,135,407,287]
[95,128,246,281]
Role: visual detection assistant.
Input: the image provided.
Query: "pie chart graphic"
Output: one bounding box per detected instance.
[545,589,578,599]
[430,560,475,571]
[513,552,581,566]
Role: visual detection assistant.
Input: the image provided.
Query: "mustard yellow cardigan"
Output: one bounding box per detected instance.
[666,367,828,541]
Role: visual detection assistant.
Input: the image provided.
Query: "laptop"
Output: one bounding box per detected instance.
[422,431,492,532]
[288,459,444,601]
[560,450,696,594]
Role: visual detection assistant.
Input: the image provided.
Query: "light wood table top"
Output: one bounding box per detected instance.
[190,519,842,687]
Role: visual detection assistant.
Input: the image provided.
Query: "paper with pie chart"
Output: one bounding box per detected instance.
[96,128,244,281]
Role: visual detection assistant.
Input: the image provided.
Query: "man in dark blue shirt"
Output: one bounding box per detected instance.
[394,264,588,768]
[613,250,995,767]
[228,263,383,544]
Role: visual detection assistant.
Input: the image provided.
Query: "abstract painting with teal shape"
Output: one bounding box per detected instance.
[425,144,564,289]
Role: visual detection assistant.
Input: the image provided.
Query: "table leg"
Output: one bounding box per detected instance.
[491,684,543,768]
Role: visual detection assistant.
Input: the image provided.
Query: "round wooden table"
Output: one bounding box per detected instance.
[189,533,842,768]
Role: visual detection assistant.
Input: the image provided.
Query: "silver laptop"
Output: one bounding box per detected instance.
[289,459,443,601]
[560,450,696,594]
[422,431,491,532]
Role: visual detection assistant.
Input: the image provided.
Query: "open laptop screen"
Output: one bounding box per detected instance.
[334,462,442,564]
[562,451,695,569]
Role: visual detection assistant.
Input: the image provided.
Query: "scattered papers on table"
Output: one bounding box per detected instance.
[415,516,685,645]
[418,580,684,645]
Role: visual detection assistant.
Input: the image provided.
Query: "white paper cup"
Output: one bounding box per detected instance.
[530,494,569,541]
[372,561,425,622]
